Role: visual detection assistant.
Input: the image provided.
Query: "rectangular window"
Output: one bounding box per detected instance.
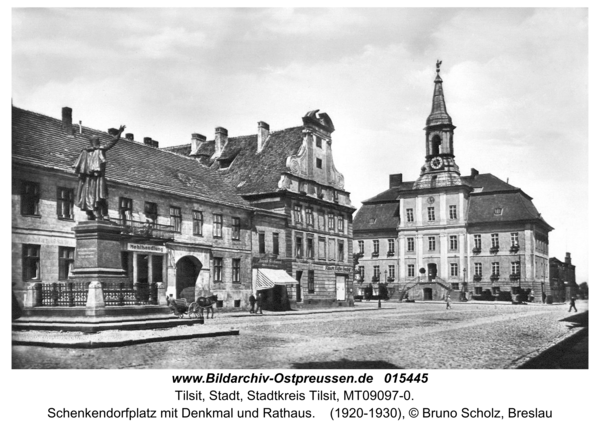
[450,235,458,251]
[428,236,436,251]
[306,208,314,226]
[328,238,336,261]
[316,158,322,169]
[475,286,483,295]
[388,265,395,281]
[258,232,266,254]
[358,240,364,254]
[373,266,380,282]
[338,240,345,262]
[232,259,241,283]
[294,205,303,224]
[511,233,519,247]
[58,246,74,280]
[338,216,344,233]
[428,207,435,221]
[213,214,223,238]
[449,205,457,220]
[475,263,482,276]
[316,136,322,148]
[407,237,415,252]
[232,217,241,241]
[474,234,482,249]
[408,264,415,277]
[144,202,158,223]
[308,270,315,294]
[388,239,395,255]
[193,211,203,236]
[307,237,314,259]
[22,244,40,281]
[406,208,414,223]
[57,187,74,220]
[272,233,279,255]
[358,266,365,280]
[318,212,325,230]
[491,233,499,248]
[450,263,458,277]
[373,240,379,255]
[492,262,500,276]
[296,235,304,258]
[21,181,40,216]
[214,258,223,282]
[511,261,520,275]
[119,197,132,225]
[318,237,326,260]
[170,206,182,233]
[328,214,335,230]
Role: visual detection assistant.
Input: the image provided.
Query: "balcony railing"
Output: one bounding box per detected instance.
[473,274,482,282]
[490,274,500,282]
[509,273,521,281]
[489,246,499,254]
[113,218,175,241]
[472,247,482,254]
[510,245,520,253]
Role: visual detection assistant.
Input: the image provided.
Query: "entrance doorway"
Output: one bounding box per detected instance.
[336,275,346,301]
[428,263,437,281]
[423,287,433,301]
[296,271,303,302]
[175,256,202,299]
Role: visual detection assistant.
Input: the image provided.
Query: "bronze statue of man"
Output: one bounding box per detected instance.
[73,125,125,220]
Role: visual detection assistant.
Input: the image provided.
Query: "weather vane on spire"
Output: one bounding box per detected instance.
[436,59,442,73]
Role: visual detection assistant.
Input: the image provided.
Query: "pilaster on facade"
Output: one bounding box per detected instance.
[440,193,447,225]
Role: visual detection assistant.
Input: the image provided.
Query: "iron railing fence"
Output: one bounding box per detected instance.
[102,282,159,306]
[39,282,89,307]
[111,218,175,241]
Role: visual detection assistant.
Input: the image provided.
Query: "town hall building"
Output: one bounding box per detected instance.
[354,63,553,303]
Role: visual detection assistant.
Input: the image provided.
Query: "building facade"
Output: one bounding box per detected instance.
[354,65,553,302]
[164,110,355,307]
[549,252,577,303]
[13,105,354,313]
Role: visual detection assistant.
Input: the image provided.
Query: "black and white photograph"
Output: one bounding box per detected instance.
[7,4,594,427]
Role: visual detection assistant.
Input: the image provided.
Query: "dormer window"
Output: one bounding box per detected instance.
[494,207,503,216]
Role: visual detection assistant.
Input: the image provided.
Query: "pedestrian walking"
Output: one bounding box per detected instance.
[256,292,264,315]
[445,294,451,310]
[568,295,578,313]
[249,293,256,314]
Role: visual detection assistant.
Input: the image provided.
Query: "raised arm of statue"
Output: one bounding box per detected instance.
[103,125,126,151]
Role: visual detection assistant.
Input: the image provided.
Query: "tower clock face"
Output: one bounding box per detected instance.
[430,156,443,169]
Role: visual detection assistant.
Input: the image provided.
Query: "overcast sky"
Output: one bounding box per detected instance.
[12,8,589,281]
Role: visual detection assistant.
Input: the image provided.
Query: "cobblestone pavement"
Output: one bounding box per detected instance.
[12,301,588,369]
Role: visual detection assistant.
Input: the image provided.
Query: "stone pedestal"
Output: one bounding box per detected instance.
[70,220,127,281]
[70,220,128,316]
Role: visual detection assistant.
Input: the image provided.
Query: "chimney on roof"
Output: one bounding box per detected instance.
[257,121,270,153]
[215,127,228,156]
[144,137,158,148]
[108,128,119,136]
[565,252,572,265]
[389,173,403,189]
[190,133,206,155]
[62,107,73,135]
[125,133,134,141]
[470,168,479,178]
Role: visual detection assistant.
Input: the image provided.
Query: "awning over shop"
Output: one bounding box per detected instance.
[256,269,298,290]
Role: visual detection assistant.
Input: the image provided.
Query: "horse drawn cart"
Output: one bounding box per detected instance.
[167,296,204,320]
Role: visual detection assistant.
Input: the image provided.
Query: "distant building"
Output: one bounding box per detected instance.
[353,65,553,302]
[549,252,577,302]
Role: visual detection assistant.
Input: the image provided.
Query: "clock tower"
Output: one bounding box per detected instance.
[413,60,462,189]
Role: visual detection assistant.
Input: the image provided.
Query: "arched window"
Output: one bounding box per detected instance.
[431,134,441,155]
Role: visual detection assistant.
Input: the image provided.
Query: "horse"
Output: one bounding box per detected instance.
[196,295,218,319]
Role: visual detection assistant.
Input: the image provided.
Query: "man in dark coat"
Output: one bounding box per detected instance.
[249,293,256,314]
[568,295,578,313]
[73,125,125,220]
[256,292,264,315]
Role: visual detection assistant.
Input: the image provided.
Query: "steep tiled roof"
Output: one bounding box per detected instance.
[217,127,304,195]
[355,172,551,231]
[353,202,399,231]
[12,106,250,208]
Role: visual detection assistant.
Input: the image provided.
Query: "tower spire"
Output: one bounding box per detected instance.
[427,60,453,127]
[413,60,462,190]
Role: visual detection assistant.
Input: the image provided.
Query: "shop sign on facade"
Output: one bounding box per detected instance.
[126,243,167,254]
